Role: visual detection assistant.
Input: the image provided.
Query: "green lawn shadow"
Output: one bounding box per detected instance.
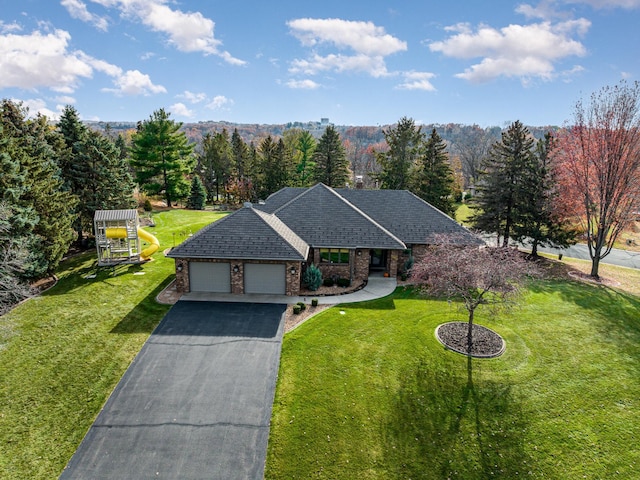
[384,356,532,478]
[109,276,173,334]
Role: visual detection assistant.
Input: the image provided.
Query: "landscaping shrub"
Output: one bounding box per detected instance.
[293,305,301,314]
[336,278,350,288]
[311,298,318,307]
[297,302,306,311]
[143,199,153,212]
[323,277,335,287]
[302,264,322,291]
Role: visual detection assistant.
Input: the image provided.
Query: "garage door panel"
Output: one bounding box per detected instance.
[244,264,285,295]
[189,262,231,293]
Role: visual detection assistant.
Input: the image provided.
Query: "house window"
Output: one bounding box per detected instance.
[319,248,350,264]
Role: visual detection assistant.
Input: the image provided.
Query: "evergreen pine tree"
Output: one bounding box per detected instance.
[187,175,207,210]
[375,117,424,190]
[20,114,77,275]
[411,128,456,216]
[130,108,194,208]
[1,100,76,276]
[471,120,534,246]
[0,202,32,314]
[513,133,577,256]
[313,125,349,187]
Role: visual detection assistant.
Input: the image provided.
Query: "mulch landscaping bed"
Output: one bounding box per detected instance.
[436,321,505,358]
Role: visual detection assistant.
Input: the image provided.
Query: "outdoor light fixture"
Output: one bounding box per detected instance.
[176,264,183,272]
[290,266,297,275]
[233,265,240,273]
[357,250,362,256]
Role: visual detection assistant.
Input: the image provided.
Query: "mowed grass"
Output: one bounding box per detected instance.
[0,209,224,480]
[266,282,640,479]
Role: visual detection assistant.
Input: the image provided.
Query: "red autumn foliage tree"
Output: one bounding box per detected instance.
[554,81,640,278]
[410,235,536,354]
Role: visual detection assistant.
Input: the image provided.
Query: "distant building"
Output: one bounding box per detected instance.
[320,117,329,125]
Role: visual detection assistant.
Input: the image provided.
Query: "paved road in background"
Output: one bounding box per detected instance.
[526,242,640,270]
[483,235,640,270]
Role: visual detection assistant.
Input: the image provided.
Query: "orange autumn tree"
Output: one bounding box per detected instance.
[555,81,640,278]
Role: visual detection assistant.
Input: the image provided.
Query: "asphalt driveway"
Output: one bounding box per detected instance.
[60,301,287,480]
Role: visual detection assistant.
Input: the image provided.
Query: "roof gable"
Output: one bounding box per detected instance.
[167,206,309,261]
[336,189,480,245]
[271,183,405,249]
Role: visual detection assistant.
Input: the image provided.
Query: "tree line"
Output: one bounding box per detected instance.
[1,80,638,314]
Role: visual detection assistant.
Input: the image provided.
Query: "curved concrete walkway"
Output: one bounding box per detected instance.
[180,276,398,305]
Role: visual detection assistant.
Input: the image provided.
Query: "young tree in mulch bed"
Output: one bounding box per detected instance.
[411,234,537,357]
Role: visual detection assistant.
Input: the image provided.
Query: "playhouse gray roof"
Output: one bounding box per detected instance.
[167,206,309,261]
[265,183,405,249]
[94,209,138,221]
[335,189,481,245]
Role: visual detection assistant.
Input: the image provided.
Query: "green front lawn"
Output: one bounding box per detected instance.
[0,209,224,480]
[266,283,640,479]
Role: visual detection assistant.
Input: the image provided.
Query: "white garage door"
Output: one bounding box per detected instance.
[189,262,231,293]
[244,263,286,295]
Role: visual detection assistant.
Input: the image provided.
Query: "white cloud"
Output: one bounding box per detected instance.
[286,79,321,89]
[0,27,165,96]
[430,19,589,83]
[0,29,93,91]
[177,90,208,104]
[61,0,109,31]
[0,21,22,34]
[287,18,406,78]
[288,18,407,56]
[102,69,166,96]
[396,72,437,91]
[14,98,64,120]
[86,0,245,65]
[169,102,194,117]
[54,95,77,104]
[290,53,390,78]
[206,95,234,110]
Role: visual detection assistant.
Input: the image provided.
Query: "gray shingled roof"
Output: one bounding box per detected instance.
[257,187,307,214]
[94,209,138,221]
[336,189,481,245]
[167,206,309,261]
[271,183,405,249]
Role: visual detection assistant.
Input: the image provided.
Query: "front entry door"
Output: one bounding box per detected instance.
[369,249,387,271]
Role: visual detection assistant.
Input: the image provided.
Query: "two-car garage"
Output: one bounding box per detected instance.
[188,261,286,295]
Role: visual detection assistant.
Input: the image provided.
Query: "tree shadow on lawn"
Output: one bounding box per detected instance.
[45,255,151,296]
[109,276,173,334]
[529,281,640,372]
[384,357,533,479]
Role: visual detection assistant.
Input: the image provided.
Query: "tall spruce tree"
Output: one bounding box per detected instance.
[1,100,76,276]
[471,120,534,247]
[375,117,424,190]
[294,130,316,187]
[0,202,32,314]
[258,136,290,197]
[130,108,194,208]
[411,128,456,216]
[313,125,349,187]
[186,175,207,210]
[513,133,577,256]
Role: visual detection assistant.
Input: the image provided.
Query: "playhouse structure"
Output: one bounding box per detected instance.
[94,209,159,266]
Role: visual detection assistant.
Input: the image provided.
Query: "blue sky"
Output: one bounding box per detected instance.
[1,0,638,126]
